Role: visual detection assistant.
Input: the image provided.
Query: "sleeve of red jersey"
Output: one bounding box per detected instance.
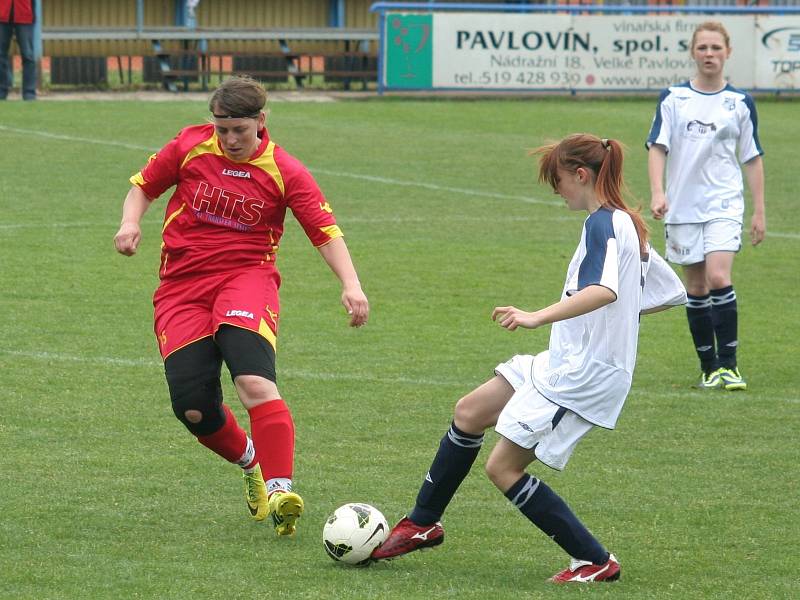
[128,135,183,201]
[282,155,343,247]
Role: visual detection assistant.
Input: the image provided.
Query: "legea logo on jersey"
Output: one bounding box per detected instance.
[222,168,252,178]
[226,309,255,319]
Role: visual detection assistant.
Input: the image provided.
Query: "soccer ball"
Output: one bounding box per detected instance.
[322,503,389,565]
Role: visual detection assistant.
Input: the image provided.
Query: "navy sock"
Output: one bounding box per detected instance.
[505,474,608,565]
[686,293,717,374]
[711,286,738,369]
[410,422,483,526]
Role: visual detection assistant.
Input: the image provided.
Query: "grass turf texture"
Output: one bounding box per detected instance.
[1,97,797,599]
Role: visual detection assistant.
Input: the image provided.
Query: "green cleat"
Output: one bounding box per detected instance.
[243,465,269,521]
[269,491,304,536]
[718,367,747,391]
[696,369,722,390]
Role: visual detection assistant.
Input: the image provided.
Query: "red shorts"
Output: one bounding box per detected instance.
[153,267,281,359]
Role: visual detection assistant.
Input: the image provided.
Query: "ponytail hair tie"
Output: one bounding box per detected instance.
[601,138,611,151]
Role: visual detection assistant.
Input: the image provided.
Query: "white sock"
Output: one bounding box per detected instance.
[237,438,256,469]
[267,478,292,496]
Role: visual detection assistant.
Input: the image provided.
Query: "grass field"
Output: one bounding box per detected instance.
[1,96,798,599]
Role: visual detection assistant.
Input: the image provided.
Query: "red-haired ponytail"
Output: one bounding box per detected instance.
[533,134,649,254]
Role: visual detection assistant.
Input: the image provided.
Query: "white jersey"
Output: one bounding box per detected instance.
[532,208,686,429]
[646,82,763,225]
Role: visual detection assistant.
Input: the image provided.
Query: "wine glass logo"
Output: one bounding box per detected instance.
[391,17,431,79]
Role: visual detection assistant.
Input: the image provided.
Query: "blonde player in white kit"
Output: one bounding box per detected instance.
[372,134,686,584]
[647,21,766,391]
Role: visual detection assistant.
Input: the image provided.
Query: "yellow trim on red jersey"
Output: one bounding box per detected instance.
[180,132,224,169]
[162,204,186,233]
[161,334,214,360]
[129,171,146,187]
[249,141,285,196]
[319,224,344,242]
[258,318,278,351]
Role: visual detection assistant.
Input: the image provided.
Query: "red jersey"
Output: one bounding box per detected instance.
[130,124,341,280]
[0,0,34,23]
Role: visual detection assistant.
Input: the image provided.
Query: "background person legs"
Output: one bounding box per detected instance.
[0,22,12,99]
[13,22,35,99]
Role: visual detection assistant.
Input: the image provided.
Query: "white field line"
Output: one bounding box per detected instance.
[0,213,570,231]
[0,125,156,152]
[0,349,464,387]
[0,124,557,207]
[2,124,796,238]
[4,215,796,233]
[309,167,558,206]
[2,348,798,404]
[764,231,800,240]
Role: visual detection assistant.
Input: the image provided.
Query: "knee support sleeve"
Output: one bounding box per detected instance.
[164,338,225,436]
[168,377,226,436]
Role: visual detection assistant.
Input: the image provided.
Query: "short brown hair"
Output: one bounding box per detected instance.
[690,21,731,51]
[208,76,267,118]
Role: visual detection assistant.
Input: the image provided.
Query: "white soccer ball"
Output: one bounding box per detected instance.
[322,503,389,565]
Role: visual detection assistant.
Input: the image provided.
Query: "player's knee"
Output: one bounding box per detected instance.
[183,409,203,424]
[485,454,525,492]
[684,279,708,296]
[484,454,504,489]
[707,273,731,290]
[169,377,226,436]
[235,374,280,402]
[453,396,486,433]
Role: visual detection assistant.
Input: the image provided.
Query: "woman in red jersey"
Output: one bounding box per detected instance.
[114,76,369,536]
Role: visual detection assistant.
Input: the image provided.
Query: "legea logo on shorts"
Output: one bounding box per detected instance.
[226,309,255,319]
[221,168,252,179]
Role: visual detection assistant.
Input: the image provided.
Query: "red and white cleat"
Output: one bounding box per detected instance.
[549,553,620,583]
[370,517,444,560]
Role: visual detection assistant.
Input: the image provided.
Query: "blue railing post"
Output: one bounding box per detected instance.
[136,0,145,35]
[33,0,42,60]
[330,0,346,27]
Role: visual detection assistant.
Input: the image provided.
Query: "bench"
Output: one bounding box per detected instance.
[41,27,379,91]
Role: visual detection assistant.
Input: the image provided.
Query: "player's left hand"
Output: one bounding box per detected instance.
[342,284,369,327]
[492,306,540,331]
[114,221,142,256]
[750,212,766,246]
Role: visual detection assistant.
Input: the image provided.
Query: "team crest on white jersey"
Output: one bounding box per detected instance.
[723,97,736,111]
[685,120,717,139]
[226,309,255,319]
[222,168,252,179]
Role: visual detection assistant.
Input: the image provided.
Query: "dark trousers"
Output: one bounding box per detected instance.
[0,22,36,99]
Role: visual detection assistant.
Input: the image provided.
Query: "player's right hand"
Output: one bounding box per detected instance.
[492,305,541,331]
[114,222,141,256]
[650,192,668,220]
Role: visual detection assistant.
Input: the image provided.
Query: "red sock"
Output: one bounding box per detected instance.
[248,399,295,480]
[197,404,251,466]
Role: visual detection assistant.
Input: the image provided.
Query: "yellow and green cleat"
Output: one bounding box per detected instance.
[718,367,747,391]
[269,491,304,536]
[243,465,269,521]
[697,369,722,390]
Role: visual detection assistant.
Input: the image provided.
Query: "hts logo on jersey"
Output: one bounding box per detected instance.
[226,309,255,319]
[192,181,265,227]
[222,168,252,179]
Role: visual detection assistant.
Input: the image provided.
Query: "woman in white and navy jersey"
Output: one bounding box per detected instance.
[372,134,686,583]
[647,21,766,391]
